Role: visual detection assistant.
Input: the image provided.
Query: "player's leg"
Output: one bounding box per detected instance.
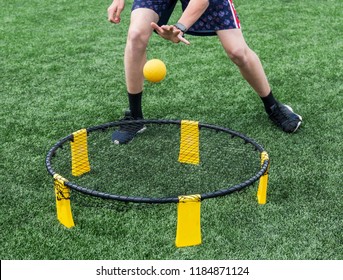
[112,0,179,143]
[125,8,159,95]
[217,29,270,97]
[112,8,158,144]
[217,29,302,132]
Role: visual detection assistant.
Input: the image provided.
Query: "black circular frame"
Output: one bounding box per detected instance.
[46,120,269,204]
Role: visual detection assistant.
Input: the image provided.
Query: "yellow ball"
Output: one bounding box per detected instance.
[143,59,167,83]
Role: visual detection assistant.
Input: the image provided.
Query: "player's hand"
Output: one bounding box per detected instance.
[151,23,190,45]
[107,0,125,24]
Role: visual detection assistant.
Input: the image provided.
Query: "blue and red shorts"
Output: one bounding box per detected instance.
[132,0,241,36]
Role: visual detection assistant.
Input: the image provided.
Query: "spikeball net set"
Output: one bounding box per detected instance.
[46,119,270,247]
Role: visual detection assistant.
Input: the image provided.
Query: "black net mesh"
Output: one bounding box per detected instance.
[47,120,267,203]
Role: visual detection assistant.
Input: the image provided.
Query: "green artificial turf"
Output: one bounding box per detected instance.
[1,0,342,260]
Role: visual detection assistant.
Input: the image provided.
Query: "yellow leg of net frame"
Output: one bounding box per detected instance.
[176,194,202,247]
[54,174,75,228]
[257,151,270,204]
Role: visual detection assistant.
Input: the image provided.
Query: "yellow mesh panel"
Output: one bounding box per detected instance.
[71,129,90,176]
[178,120,200,165]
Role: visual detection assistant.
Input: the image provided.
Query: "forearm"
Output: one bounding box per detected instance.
[151,0,209,45]
[177,0,209,29]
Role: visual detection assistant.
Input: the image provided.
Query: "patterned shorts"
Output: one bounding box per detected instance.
[132,0,241,36]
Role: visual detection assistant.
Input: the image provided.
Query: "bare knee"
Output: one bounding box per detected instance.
[127,27,150,52]
[226,47,250,67]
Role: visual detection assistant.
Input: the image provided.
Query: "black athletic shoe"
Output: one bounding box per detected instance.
[268,103,302,133]
[111,110,146,144]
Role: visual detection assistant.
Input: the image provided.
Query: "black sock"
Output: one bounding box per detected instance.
[261,91,277,114]
[128,92,143,119]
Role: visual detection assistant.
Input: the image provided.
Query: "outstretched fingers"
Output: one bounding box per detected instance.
[177,33,190,45]
[151,22,164,33]
[151,23,190,45]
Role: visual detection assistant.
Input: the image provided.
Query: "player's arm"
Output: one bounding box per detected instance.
[107,0,125,24]
[176,0,209,31]
[151,0,209,45]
